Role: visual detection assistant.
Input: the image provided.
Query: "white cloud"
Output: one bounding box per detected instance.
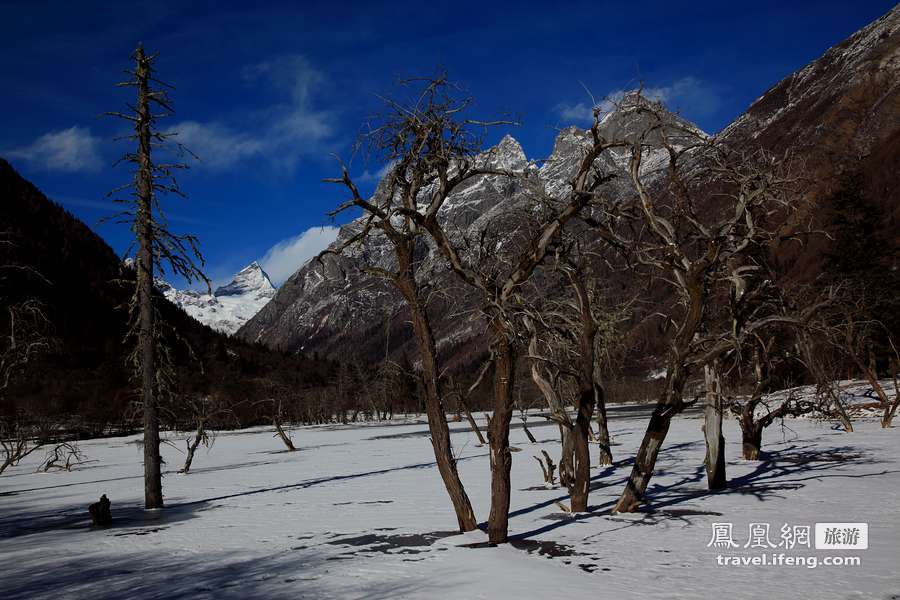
[556,102,596,123]
[557,77,722,124]
[259,225,340,285]
[357,160,396,184]
[7,126,103,172]
[174,121,264,169]
[175,55,334,171]
[650,77,722,118]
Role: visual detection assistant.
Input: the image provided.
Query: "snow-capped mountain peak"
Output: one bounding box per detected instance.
[160,262,276,335]
[214,261,275,298]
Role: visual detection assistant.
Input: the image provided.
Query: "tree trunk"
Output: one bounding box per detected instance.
[520,415,537,443]
[274,405,297,452]
[180,423,204,474]
[135,47,163,510]
[703,364,726,490]
[399,269,477,533]
[883,396,900,428]
[595,390,612,466]
[460,396,487,445]
[613,282,704,513]
[487,327,515,543]
[741,423,763,460]
[829,387,854,433]
[861,366,899,428]
[558,424,575,490]
[613,363,689,513]
[570,274,599,510]
[570,385,596,512]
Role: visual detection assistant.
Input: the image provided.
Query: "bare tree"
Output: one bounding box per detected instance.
[0,233,55,393]
[533,449,557,487]
[0,300,53,391]
[390,83,628,541]
[697,232,835,483]
[446,374,487,445]
[522,245,632,503]
[585,96,812,513]
[524,315,576,490]
[176,395,237,474]
[0,414,61,476]
[516,394,538,444]
[254,381,301,451]
[721,337,821,460]
[798,326,855,432]
[834,309,900,428]
[319,75,527,532]
[37,441,85,473]
[107,45,208,509]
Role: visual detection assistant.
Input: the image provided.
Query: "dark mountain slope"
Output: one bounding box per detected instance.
[0,159,332,430]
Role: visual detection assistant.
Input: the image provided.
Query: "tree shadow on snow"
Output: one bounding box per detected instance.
[0,545,427,600]
[0,498,210,542]
[509,442,893,542]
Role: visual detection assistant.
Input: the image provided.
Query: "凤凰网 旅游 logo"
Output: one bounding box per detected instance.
[814,523,868,550]
[707,522,868,550]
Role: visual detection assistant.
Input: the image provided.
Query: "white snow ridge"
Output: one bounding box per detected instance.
[160,262,276,335]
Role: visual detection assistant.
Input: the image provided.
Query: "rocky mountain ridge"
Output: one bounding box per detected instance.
[238,6,900,367]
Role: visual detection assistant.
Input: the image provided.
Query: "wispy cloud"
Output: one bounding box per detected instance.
[643,77,723,118]
[173,55,334,171]
[173,121,264,170]
[259,225,340,285]
[356,160,396,184]
[6,126,103,173]
[556,77,722,124]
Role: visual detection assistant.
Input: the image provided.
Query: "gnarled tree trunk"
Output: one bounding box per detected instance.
[703,364,726,489]
[741,422,763,460]
[459,394,487,445]
[180,422,205,474]
[274,412,297,452]
[595,392,612,466]
[613,284,703,513]
[571,275,598,511]
[398,267,477,533]
[487,326,515,543]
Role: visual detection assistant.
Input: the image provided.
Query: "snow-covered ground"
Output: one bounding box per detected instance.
[1,405,898,599]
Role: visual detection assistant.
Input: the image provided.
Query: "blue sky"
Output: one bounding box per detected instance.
[1,0,895,288]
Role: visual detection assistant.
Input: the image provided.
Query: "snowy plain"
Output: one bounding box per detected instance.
[1,403,898,599]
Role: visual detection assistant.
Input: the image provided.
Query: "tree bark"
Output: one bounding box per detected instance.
[180,423,204,474]
[612,358,691,512]
[703,364,726,489]
[741,423,763,460]
[595,391,612,466]
[571,395,593,512]
[558,424,575,490]
[520,415,537,443]
[273,401,297,451]
[570,275,597,511]
[459,395,487,445]
[828,386,854,432]
[135,47,163,510]
[274,419,296,451]
[398,265,477,533]
[883,394,900,428]
[487,326,515,543]
[613,278,704,513]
